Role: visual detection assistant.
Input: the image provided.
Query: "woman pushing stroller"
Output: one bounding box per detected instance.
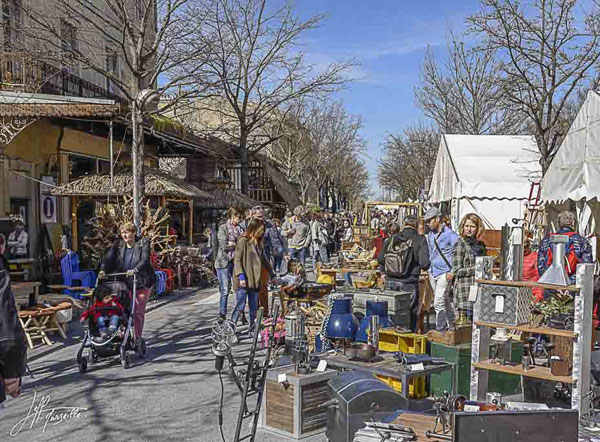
[98,222,155,355]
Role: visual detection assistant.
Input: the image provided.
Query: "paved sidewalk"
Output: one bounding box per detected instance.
[0,286,327,442]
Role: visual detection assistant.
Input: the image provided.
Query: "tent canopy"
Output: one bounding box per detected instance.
[542,91,600,203]
[429,134,541,203]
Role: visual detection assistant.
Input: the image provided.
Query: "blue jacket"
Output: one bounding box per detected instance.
[427,225,459,278]
[537,227,593,284]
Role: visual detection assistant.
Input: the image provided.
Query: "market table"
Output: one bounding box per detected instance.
[270,288,328,317]
[319,352,455,400]
[9,258,35,277]
[389,413,437,440]
[11,281,41,307]
[320,268,382,287]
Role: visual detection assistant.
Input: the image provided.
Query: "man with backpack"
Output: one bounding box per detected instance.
[378,215,430,332]
[424,207,459,332]
[537,210,593,286]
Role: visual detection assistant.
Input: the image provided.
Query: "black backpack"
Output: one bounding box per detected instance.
[384,235,414,279]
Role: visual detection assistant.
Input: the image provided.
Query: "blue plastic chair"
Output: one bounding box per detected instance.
[61,252,96,298]
[154,270,166,295]
[69,252,97,287]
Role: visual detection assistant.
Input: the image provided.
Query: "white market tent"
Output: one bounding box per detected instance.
[429,134,541,230]
[542,91,600,235]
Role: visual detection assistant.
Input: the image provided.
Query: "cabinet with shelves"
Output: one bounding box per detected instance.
[470,263,594,415]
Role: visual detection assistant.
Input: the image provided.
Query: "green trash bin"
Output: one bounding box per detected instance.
[430,341,523,397]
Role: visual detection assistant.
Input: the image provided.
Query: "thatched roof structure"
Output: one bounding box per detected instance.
[195,188,260,209]
[262,159,302,209]
[0,91,119,117]
[50,168,212,199]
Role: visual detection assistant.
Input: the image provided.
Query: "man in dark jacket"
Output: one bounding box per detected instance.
[0,234,27,405]
[378,215,430,332]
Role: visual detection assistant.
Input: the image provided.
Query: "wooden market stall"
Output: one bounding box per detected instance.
[50,168,213,249]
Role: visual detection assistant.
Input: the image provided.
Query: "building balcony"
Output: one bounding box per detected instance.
[0,51,126,105]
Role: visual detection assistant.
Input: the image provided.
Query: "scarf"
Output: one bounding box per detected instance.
[464,236,486,257]
[225,220,243,260]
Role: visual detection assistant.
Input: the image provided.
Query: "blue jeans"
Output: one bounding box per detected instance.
[231,288,259,328]
[216,261,234,316]
[97,314,120,332]
[289,247,306,266]
[343,272,353,287]
[312,243,329,275]
[273,255,284,275]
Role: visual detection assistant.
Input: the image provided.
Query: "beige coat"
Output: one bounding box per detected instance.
[233,236,272,290]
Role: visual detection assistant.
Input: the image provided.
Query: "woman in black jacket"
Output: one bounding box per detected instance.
[0,234,27,404]
[99,222,156,354]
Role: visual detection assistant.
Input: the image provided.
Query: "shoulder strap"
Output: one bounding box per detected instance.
[434,231,452,268]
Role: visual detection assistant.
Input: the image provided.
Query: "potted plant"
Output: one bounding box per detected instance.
[536,292,575,330]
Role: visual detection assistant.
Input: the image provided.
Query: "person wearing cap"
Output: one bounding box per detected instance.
[378,215,430,332]
[424,207,459,331]
[7,220,28,259]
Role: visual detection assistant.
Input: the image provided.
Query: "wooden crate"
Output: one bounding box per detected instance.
[262,366,337,439]
[427,326,473,345]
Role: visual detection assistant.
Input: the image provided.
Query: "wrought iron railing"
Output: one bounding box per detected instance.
[0,52,126,104]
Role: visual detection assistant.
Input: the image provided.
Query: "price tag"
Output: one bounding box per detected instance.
[464,404,480,412]
[410,363,425,371]
[494,295,505,313]
[316,360,328,372]
[468,285,478,302]
[278,373,287,383]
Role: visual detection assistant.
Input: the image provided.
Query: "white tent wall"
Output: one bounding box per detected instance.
[429,134,541,230]
[542,91,600,203]
[451,198,527,231]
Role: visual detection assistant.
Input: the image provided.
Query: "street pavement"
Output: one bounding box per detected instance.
[0,287,328,442]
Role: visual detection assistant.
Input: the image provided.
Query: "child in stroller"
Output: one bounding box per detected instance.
[80,285,124,341]
[77,275,141,372]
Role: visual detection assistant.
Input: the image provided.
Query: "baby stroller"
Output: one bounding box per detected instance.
[77,272,146,372]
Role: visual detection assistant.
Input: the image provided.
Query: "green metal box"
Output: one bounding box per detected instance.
[430,342,522,397]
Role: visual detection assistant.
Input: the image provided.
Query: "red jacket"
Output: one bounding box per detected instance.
[523,250,544,302]
[81,298,124,321]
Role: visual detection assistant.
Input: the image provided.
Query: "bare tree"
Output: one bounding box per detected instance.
[266,98,368,207]
[25,0,203,227]
[378,124,439,201]
[415,33,521,135]
[468,0,600,173]
[266,99,313,183]
[179,0,352,194]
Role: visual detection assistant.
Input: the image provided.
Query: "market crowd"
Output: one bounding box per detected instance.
[211,205,358,340]
[376,208,593,333]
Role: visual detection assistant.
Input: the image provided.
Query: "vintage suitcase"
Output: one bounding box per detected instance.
[350,290,411,328]
[477,283,531,326]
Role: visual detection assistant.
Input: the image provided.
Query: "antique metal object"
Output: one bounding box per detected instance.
[538,234,570,286]
[325,371,408,442]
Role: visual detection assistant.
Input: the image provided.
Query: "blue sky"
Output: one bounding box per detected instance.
[293,0,482,196]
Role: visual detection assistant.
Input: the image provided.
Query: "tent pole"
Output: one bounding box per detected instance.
[109,120,114,189]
